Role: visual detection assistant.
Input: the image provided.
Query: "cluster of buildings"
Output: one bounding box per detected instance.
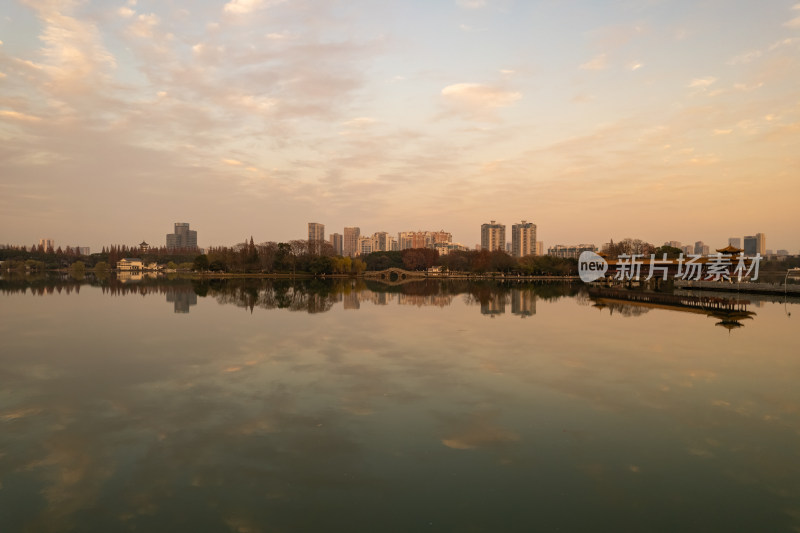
[34,238,90,255]
[312,223,470,257]
[31,221,790,264]
[665,233,779,257]
[314,220,548,259]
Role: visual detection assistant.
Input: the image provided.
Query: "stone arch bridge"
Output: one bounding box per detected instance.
[363,268,427,285]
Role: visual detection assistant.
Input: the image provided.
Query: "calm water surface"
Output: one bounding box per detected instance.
[1,277,799,532]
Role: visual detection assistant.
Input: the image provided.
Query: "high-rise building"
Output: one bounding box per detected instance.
[743,236,755,255]
[330,233,343,256]
[756,233,766,255]
[39,238,54,251]
[511,220,537,258]
[308,222,325,254]
[536,241,544,256]
[728,237,741,249]
[481,221,506,252]
[743,234,765,255]
[344,227,360,257]
[373,232,391,252]
[358,236,373,255]
[166,223,198,250]
[693,241,709,255]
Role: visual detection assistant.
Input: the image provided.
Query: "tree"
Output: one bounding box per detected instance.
[69,261,85,279]
[653,245,682,259]
[352,258,366,274]
[401,248,438,271]
[602,238,655,258]
[193,254,210,272]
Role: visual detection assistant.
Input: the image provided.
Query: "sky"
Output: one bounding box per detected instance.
[1,0,799,253]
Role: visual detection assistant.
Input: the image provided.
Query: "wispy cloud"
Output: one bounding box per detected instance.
[688,77,717,88]
[441,83,521,120]
[456,0,487,9]
[580,54,608,71]
[0,110,42,122]
[785,3,800,28]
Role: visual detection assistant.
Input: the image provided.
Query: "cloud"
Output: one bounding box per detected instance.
[580,54,608,70]
[0,110,42,122]
[224,0,285,15]
[441,83,521,109]
[456,0,487,8]
[688,77,717,88]
[342,117,376,127]
[128,13,160,39]
[728,50,762,65]
[629,62,643,71]
[784,16,800,28]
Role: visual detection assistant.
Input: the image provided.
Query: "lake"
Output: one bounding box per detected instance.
[1,276,799,532]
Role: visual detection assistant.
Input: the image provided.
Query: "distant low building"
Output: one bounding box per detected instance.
[432,242,469,255]
[117,258,143,271]
[547,244,597,259]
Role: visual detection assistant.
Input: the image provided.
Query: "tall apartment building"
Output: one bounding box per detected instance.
[39,238,54,251]
[481,221,506,252]
[511,220,537,258]
[166,223,198,250]
[744,233,766,255]
[358,236,373,255]
[728,237,742,249]
[308,222,325,254]
[693,241,709,255]
[343,227,360,257]
[755,233,766,255]
[329,233,343,256]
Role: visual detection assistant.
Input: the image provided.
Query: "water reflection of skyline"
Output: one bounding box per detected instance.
[4,276,796,327]
[2,277,800,532]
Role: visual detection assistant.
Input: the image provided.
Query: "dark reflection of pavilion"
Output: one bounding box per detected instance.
[587,287,755,329]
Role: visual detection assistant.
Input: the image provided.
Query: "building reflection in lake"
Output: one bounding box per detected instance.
[166,289,198,313]
[511,289,536,317]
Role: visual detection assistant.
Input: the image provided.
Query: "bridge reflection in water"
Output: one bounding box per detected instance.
[587,287,756,329]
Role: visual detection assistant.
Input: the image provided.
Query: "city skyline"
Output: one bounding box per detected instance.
[11,222,788,257]
[1,1,798,250]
